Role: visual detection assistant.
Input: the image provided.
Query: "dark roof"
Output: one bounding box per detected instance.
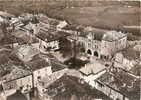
[97,68,140,100]
[7,90,27,100]
[46,74,111,100]
[11,29,39,44]
[93,32,105,41]
[62,25,84,32]
[36,30,70,42]
[51,61,67,72]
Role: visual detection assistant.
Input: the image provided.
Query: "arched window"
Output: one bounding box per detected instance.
[87,49,92,55]
[94,51,98,57]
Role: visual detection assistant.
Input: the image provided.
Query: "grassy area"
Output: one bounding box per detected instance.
[0,1,140,36]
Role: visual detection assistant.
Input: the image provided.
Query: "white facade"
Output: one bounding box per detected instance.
[39,39,59,52]
[77,31,127,60]
[2,75,33,93]
[33,66,52,87]
[100,35,127,59]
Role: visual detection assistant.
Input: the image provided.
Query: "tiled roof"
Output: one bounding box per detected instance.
[96,68,140,100]
[51,61,67,72]
[11,29,39,44]
[45,74,111,100]
[13,45,40,62]
[26,53,51,71]
[2,66,31,82]
[36,30,70,42]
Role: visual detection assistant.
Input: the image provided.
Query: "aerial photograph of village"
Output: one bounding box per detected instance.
[0,0,140,100]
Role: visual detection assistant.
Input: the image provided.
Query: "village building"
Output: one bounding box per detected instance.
[0,63,32,95]
[34,15,70,53]
[84,30,126,60]
[68,26,127,60]
[94,67,140,100]
[26,53,52,88]
[11,45,52,87]
[35,28,70,52]
[114,45,141,71]
[37,74,111,100]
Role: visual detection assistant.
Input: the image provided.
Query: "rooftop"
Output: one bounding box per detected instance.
[13,45,40,62]
[36,30,70,42]
[51,61,67,72]
[79,61,106,75]
[96,68,140,100]
[44,74,111,100]
[11,29,39,44]
[121,46,140,60]
[1,64,31,82]
[26,53,50,71]
[38,16,60,26]
[103,31,126,41]
[84,27,107,41]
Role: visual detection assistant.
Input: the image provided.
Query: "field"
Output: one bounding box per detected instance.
[0,1,140,38]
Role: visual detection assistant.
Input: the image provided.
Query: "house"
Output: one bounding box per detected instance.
[69,26,127,60]
[79,67,106,87]
[37,74,111,100]
[12,45,52,87]
[36,30,70,52]
[94,67,140,100]
[12,45,40,62]
[1,64,32,94]
[26,53,52,88]
[114,45,141,71]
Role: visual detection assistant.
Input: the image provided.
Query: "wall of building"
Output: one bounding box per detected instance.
[114,53,137,70]
[77,36,101,58]
[16,75,33,93]
[2,75,33,94]
[100,36,127,59]
[80,70,106,87]
[94,81,129,100]
[33,66,52,87]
